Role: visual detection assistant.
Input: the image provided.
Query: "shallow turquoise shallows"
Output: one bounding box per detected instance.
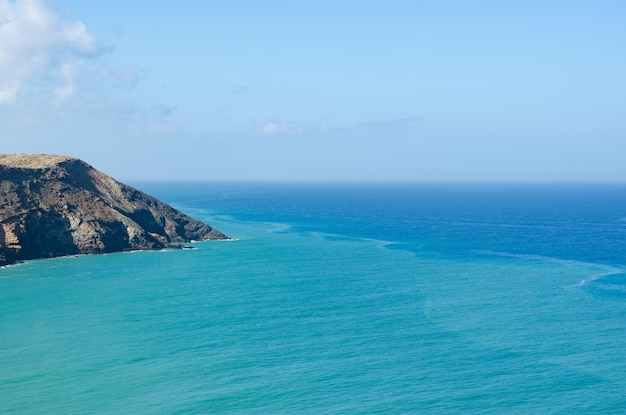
[2,183,626,414]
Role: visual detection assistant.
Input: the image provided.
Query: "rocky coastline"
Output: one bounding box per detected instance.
[0,154,228,266]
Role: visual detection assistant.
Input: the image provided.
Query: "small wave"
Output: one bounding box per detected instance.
[476,250,613,267]
[584,281,626,294]
[306,231,357,241]
[0,261,25,271]
[578,270,626,286]
[304,231,401,250]
[577,274,626,299]
[264,222,293,233]
[474,250,625,287]
[359,237,401,249]
[187,237,240,244]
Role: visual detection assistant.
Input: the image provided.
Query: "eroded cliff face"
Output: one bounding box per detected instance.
[0,154,228,266]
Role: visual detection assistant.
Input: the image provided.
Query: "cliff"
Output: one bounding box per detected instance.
[0,154,228,266]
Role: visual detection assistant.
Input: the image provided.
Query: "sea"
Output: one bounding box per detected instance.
[2,182,626,414]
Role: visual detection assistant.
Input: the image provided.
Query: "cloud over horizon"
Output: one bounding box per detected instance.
[0,0,102,105]
[257,121,330,136]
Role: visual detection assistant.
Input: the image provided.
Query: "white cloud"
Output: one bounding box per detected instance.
[0,0,101,105]
[54,61,77,101]
[257,121,330,136]
[259,122,288,135]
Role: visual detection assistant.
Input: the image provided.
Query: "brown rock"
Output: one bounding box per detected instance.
[0,154,228,266]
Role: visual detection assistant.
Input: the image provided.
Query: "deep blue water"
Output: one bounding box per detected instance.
[147,182,626,266]
[2,182,626,413]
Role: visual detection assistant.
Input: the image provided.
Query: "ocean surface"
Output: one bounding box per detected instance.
[2,182,626,414]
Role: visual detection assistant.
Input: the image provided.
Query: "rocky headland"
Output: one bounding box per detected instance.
[0,154,228,266]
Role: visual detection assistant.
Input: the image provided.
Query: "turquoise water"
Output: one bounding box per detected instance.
[2,183,626,413]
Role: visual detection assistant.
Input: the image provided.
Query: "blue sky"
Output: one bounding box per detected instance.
[1,0,625,181]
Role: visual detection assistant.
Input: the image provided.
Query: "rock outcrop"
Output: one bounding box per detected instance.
[0,154,228,266]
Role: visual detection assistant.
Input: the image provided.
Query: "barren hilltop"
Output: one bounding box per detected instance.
[0,154,227,266]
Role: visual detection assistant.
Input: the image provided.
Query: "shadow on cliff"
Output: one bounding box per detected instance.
[15,210,80,262]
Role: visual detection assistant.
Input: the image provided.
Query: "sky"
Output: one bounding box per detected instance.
[1,0,625,182]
